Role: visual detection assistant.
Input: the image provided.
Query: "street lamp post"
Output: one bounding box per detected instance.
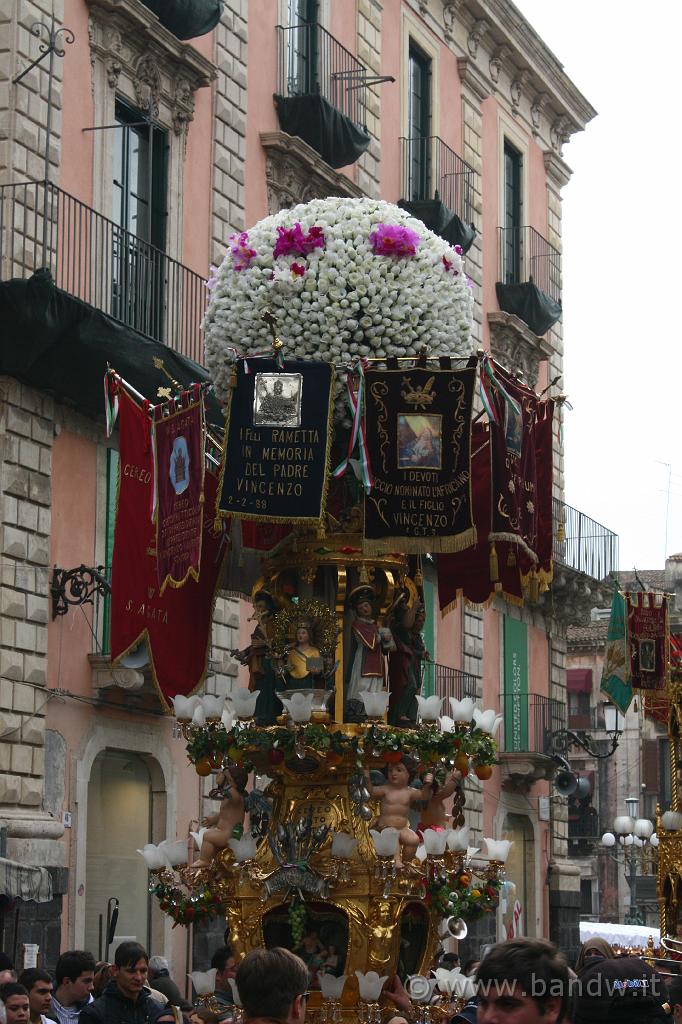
[601,797,658,927]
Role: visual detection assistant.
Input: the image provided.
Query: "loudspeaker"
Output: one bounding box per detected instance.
[119,640,150,670]
[554,769,578,796]
[574,776,592,800]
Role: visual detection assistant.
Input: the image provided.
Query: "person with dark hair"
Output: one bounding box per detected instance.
[0,983,29,1024]
[462,958,480,978]
[51,952,95,1024]
[668,973,682,1021]
[16,970,54,1024]
[79,943,174,1024]
[210,948,237,1012]
[234,947,308,1023]
[0,956,16,987]
[574,954,668,1024]
[147,958,191,1013]
[475,938,570,1024]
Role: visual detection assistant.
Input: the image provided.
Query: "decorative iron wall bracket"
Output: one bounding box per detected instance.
[549,727,621,760]
[51,565,111,620]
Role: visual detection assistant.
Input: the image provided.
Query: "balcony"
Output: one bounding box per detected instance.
[568,802,600,856]
[553,499,619,580]
[498,693,564,792]
[0,180,206,365]
[275,22,371,169]
[398,136,476,253]
[495,225,562,337]
[424,662,478,703]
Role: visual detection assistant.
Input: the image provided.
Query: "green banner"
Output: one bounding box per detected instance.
[600,590,633,713]
[504,617,528,751]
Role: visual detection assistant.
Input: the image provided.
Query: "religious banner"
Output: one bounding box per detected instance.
[110,390,229,706]
[363,363,477,554]
[218,358,334,524]
[503,616,528,752]
[599,590,633,713]
[486,361,541,565]
[154,390,205,593]
[628,591,668,690]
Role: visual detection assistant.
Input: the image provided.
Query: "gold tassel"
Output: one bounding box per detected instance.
[507,548,517,567]
[415,555,424,588]
[557,521,566,543]
[529,573,539,602]
[490,543,499,582]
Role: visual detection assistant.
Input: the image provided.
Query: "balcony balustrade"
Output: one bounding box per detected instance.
[400,135,475,224]
[553,499,619,582]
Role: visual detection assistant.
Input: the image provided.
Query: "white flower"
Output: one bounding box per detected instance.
[203,198,475,417]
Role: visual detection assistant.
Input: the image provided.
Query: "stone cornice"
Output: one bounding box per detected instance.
[543,149,573,189]
[456,56,491,101]
[86,0,216,88]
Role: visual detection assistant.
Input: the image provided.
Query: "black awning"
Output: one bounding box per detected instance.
[495,281,562,337]
[274,94,370,169]
[140,0,223,39]
[0,271,222,424]
[397,199,476,254]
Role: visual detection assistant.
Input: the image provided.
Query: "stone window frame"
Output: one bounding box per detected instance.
[86,0,215,264]
[400,8,441,140]
[496,109,531,242]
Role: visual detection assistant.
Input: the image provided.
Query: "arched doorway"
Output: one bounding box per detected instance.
[501,813,536,938]
[84,751,152,957]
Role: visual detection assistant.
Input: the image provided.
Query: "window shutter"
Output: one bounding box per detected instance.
[642,739,660,793]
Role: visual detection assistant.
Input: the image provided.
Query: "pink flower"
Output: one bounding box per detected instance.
[205,264,220,294]
[454,245,463,255]
[442,254,459,277]
[291,262,306,277]
[369,223,421,258]
[273,223,326,259]
[229,232,256,272]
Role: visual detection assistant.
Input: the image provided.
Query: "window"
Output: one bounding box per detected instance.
[502,141,522,284]
[101,448,119,656]
[111,99,168,339]
[287,0,319,96]
[580,879,593,916]
[502,814,535,936]
[568,691,591,730]
[407,43,431,200]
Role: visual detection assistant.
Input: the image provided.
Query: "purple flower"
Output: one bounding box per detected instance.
[291,262,306,277]
[273,223,325,259]
[229,232,257,271]
[369,223,421,258]
[454,244,463,255]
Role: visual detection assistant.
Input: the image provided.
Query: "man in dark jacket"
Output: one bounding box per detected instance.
[79,942,175,1024]
[147,958,192,1013]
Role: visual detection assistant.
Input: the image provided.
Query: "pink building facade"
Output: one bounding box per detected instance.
[0,0,617,972]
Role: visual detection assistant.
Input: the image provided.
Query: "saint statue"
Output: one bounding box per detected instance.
[233,589,282,725]
[344,585,394,721]
[283,622,325,688]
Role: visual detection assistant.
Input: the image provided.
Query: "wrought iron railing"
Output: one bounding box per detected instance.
[497,225,561,302]
[0,180,206,364]
[567,705,603,732]
[424,662,478,703]
[553,499,619,581]
[500,693,565,755]
[399,136,475,224]
[276,21,367,127]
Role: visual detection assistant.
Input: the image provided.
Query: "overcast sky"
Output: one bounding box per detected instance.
[512,0,682,572]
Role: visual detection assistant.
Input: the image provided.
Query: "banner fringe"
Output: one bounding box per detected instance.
[488,531,539,565]
[363,526,477,557]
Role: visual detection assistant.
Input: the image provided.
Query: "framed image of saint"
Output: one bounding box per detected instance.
[253,373,303,427]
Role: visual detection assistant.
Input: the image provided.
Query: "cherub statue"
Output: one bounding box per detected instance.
[365,758,433,868]
[345,585,395,721]
[417,769,462,834]
[232,589,281,725]
[194,766,248,868]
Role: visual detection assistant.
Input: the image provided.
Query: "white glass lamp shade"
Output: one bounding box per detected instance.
[473,708,503,736]
[603,702,618,733]
[200,695,225,720]
[483,838,512,863]
[623,834,634,847]
[650,832,659,847]
[360,691,391,718]
[633,836,644,847]
[422,829,448,856]
[601,832,616,848]
[449,697,475,723]
[191,704,206,727]
[369,827,400,857]
[416,695,444,721]
[231,689,259,719]
[434,968,464,997]
[280,692,315,723]
[158,839,189,867]
[455,975,477,1000]
[634,818,654,840]
[331,832,358,859]
[221,707,236,732]
[171,695,200,720]
[320,974,347,1000]
[190,827,207,851]
[406,976,437,1004]
[190,969,217,996]
[227,980,242,1008]
[228,835,257,862]
[355,971,388,1002]
[439,715,455,733]
[614,815,635,836]
[466,846,480,861]
[661,810,682,832]
[415,844,427,862]
[446,826,470,852]
[137,844,166,870]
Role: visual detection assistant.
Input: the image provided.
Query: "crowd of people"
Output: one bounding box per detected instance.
[0,934,680,1024]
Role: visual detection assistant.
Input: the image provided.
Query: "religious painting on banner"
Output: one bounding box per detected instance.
[487,361,543,570]
[110,390,229,706]
[218,359,334,524]
[628,591,669,690]
[363,362,477,554]
[154,389,205,593]
[600,590,633,714]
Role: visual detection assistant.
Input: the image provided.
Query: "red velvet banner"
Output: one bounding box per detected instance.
[628,591,668,690]
[110,391,229,706]
[154,393,205,593]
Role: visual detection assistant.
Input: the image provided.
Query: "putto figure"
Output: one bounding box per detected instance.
[365,758,433,868]
[194,766,248,868]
